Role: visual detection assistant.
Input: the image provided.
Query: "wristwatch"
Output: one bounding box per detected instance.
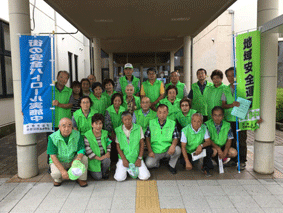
[138,156,142,160]
[200,144,203,148]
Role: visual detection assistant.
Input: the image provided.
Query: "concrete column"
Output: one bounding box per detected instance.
[8,0,38,178]
[93,38,101,82]
[254,0,278,174]
[170,51,175,72]
[109,53,114,80]
[183,36,192,90]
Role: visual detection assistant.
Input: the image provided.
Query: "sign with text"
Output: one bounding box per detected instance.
[236,31,261,131]
[20,35,52,134]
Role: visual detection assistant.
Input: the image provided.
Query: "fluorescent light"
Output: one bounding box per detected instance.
[171,17,190,21]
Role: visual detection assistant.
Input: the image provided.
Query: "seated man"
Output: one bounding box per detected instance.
[205,106,237,162]
[47,118,88,187]
[114,111,150,181]
[181,113,213,177]
[132,96,157,134]
[145,104,181,174]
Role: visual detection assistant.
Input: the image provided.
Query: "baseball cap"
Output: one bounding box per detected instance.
[68,160,86,180]
[124,63,133,69]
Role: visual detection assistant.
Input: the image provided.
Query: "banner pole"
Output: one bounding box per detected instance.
[233,32,241,173]
[52,32,55,131]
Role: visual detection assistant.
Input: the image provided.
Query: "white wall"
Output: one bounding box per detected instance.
[0,0,91,127]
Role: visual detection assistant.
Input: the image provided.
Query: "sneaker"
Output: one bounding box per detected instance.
[167,164,177,174]
[102,173,109,180]
[240,162,246,171]
[222,157,231,164]
[224,160,237,167]
[201,167,212,177]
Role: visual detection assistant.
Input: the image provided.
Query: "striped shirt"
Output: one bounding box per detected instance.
[70,94,81,115]
[84,136,111,160]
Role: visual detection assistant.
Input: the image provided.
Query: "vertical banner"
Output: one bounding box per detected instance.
[236,31,261,131]
[20,35,53,134]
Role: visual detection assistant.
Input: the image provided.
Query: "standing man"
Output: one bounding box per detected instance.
[221,67,247,170]
[165,71,188,99]
[116,63,140,96]
[188,68,213,122]
[52,71,73,129]
[47,118,88,187]
[145,104,181,174]
[87,74,96,89]
[141,68,165,110]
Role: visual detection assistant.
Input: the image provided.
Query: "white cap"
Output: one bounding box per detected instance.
[124,63,133,69]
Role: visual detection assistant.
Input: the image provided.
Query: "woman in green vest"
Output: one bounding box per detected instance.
[90,82,108,116]
[72,96,97,136]
[165,71,188,99]
[105,93,126,162]
[102,78,117,108]
[122,84,141,114]
[159,85,181,121]
[205,106,237,161]
[176,98,197,129]
[84,113,112,180]
[205,69,228,120]
[114,111,150,181]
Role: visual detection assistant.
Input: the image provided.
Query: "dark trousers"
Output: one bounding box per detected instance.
[230,122,247,163]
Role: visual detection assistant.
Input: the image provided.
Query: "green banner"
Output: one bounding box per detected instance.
[236,30,261,131]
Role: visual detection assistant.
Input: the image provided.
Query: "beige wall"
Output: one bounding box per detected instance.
[192,11,232,85]
[0,98,15,127]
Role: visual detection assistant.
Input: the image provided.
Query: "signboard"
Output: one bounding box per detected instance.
[20,35,53,134]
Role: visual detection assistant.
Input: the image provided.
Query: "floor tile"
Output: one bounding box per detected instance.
[197,180,219,186]
[228,195,259,208]
[243,184,272,195]
[253,195,283,208]
[238,179,260,185]
[0,183,19,200]
[110,209,135,213]
[221,185,249,196]
[179,185,203,197]
[206,195,234,209]
[185,207,212,213]
[264,184,283,194]
[200,186,225,196]
[217,179,240,186]
[176,180,198,187]
[236,207,264,213]
[2,183,34,200]
[159,196,185,209]
[211,208,238,213]
[258,179,278,185]
[0,199,19,211]
[86,196,112,210]
[111,195,135,210]
[183,195,210,209]
[262,208,283,213]
[157,186,181,197]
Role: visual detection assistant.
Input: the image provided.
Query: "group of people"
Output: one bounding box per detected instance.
[47,63,250,187]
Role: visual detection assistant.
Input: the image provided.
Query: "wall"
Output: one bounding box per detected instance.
[0,0,91,132]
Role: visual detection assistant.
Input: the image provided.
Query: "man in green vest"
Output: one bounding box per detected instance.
[165,71,188,99]
[133,97,157,134]
[181,113,213,177]
[116,63,140,95]
[114,111,150,181]
[47,118,88,187]
[145,104,181,174]
[205,106,237,161]
[52,71,73,129]
[141,68,165,110]
[188,68,213,122]
[221,67,247,170]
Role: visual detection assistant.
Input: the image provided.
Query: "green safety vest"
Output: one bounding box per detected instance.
[165,81,185,99]
[181,124,207,154]
[122,95,141,111]
[106,105,126,130]
[49,130,81,163]
[102,91,117,108]
[54,85,73,127]
[205,83,227,120]
[191,81,213,116]
[159,97,181,121]
[176,109,197,128]
[223,85,236,122]
[120,76,140,95]
[142,80,162,103]
[149,118,175,154]
[115,124,141,164]
[73,108,97,136]
[205,119,230,147]
[134,109,157,134]
[84,129,109,172]
[89,93,107,116]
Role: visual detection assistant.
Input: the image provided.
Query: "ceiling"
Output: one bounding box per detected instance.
[44,0,236,53]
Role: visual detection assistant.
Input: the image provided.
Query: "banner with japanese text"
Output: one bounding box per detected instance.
[20,35,53,134]
[236,31,261,131]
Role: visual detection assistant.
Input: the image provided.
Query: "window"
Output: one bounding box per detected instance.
[0,20,13,98]
[68,52,73,86]
[74,54,78,81]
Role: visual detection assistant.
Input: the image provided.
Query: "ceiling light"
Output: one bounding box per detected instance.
[171,17,190,21]
[94,19,113,23]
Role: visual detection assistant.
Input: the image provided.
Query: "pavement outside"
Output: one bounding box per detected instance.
[1,131,283,212]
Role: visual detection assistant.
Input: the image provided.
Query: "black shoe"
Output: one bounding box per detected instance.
[102,173,109,180]
[167,164,177,174]
[201,167,212,177]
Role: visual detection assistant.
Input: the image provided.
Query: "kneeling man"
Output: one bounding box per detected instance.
[145,104,181,174]
[181,113,213,177]
[114,111,150,181]
[205,106,237,161]
[47,118,88,187]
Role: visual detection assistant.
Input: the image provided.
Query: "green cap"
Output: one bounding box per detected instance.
[68,160,86,180]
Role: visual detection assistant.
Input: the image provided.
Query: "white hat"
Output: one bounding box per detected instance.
[124,63,133,69]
